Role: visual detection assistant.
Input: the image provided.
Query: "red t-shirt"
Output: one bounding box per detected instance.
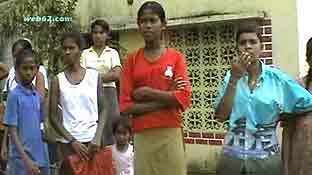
[120,48,192,133]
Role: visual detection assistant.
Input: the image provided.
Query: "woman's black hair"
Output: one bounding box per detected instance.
[137,1,166,23]
[305,37,312,90]
[91,19,110,34]
[14,49,38,69]
[11,39,33,54]
[113,117,132,135]
[61,31,86,51]
[236,22,262,42]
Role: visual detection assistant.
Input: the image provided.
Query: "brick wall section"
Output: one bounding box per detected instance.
[184,131,226,146]
[184,18,273,145]
[259,18,273,65]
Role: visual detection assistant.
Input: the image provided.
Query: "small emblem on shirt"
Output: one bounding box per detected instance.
[164,65,173,78]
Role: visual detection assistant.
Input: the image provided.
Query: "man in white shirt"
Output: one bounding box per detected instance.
[81,19,121,86]
[81,19,121,146]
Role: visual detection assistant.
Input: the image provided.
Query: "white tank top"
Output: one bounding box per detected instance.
[112,144,134,175]
[58,69,99,142]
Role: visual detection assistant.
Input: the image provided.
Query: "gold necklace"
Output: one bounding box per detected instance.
[249,79,258,90]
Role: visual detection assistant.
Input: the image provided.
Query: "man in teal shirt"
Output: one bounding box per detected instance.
[214,22,312,175]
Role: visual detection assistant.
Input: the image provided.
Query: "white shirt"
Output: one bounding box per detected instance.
[81,46,121,87]
[112,144,134,175]
[3,65,48,92]
[58,69,99,142]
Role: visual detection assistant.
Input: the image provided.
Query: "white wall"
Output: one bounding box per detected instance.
[297,0,312,77]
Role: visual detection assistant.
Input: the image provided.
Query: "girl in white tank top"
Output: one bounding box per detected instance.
[49,32,107,174]
[57,68,99,142]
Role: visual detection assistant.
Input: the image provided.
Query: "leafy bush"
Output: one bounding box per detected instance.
[0,0,78,75]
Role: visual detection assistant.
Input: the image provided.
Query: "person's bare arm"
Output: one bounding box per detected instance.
[100,66,121,83]
[215,52,251,121]
[132,87,181,108]
[35,72,47,98]
[121,101,167,117]
[49,76,73,141]
[89,76,107,156]
[132,77,188,108]
[0,63,8,80]
[0,127,9,161]
[125,76,190,116]
[214,77,239,121]
[49,76,89,161]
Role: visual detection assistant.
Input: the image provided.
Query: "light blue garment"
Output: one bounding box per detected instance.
[222,118,280,159]
[214,61,312,159]
[3,84,49,168]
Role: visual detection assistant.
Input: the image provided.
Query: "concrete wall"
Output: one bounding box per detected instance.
[297,0,312,77]
[75,0,299,76]
[74,0,298,173]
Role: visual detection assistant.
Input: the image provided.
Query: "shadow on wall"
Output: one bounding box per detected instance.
[186,144,223,174]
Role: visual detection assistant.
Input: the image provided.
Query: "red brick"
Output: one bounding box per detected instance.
[260,52,272,58]
[258,27,264,35]
[215,133,226,139]
[184,138,195,144]
[195,139,209,145]
[188,132,201,138]
[264,27,272,34]
[184,132,188,138]
[259,19,271,26]
[208,140,223,145]
[202,132,215,139]
[264,44,272,50]
[261,36,272,42]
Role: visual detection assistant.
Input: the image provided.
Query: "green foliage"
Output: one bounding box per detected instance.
[0,0,78,75]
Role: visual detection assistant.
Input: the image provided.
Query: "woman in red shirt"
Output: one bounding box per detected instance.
[119,1,192,175]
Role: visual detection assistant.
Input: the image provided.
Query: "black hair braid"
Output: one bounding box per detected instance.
[306,37,312,90]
